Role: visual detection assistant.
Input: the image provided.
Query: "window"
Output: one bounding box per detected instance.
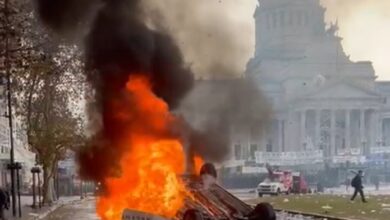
[289,11,294,26]
[266,141,273,152]
[280,11,285,27]
[297,11,303,26]
[266,14,271,29]
[272,12,277,28]
[304,12,309,26]
[250,144,258,158]
[234,144,242,160]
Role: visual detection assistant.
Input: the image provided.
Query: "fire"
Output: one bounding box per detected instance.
[97,75,193,220]
[194,156,204,175]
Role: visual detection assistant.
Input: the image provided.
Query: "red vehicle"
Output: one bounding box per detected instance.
[291,172,309,194]
[257,164,309,196]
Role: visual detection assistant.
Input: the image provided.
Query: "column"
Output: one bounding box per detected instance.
[379,117,383,146]
[330,109,336,156]
[370,110,378,150]
[315,109,321,149]
[360,109,366,153]
[375,113,383,146]
[372,110,380,147]
[345,109,351,151]
[300,110,306,150]
[285,111,294,152]
[278,119,283,152]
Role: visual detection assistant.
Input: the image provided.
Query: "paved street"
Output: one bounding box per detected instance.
[43,198,98,220]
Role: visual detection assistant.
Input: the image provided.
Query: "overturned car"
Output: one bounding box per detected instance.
[122,163,276,220]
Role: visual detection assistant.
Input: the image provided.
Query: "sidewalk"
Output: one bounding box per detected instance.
[4,196,84,220]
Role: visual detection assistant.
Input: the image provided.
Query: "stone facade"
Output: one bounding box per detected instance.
[244,0,390,161]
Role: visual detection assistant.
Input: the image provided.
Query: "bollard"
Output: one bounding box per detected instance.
[15,162,22,217]
[80,180,84,199]
[31,167,41,209]
[37,168,42,208]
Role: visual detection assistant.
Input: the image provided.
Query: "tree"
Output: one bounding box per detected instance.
[16,55,86,204]
[1,0,86,204]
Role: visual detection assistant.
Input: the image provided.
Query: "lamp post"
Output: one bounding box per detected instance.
[7,162,22,217]
[1,0,17,216]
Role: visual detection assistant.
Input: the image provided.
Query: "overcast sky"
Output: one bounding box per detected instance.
[215,0,390,80]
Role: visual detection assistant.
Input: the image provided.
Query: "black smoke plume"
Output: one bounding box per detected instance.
[35,0,195,181]
[34,0,271,182]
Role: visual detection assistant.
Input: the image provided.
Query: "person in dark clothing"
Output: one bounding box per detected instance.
[0,187,10,220]
[350,170,367,203]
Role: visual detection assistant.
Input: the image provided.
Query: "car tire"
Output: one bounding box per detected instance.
[248,203,276,220]
[183,209,203,220]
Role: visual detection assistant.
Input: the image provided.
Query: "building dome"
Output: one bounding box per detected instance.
[255,0,326,59]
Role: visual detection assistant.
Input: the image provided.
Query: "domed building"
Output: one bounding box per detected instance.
[245,0,390,163]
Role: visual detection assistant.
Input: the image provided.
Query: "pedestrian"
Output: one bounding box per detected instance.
[350,170,367,203]
[0,187,10,220]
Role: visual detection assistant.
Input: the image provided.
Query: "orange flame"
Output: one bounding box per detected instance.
[97,75,194,220]
[194,156,204,175]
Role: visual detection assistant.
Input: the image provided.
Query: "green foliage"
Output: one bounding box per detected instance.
[1,0,87,203]
[248,194,390,220]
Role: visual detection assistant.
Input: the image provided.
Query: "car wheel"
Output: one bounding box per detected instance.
[183,209,203,220]
[247,203,276,220]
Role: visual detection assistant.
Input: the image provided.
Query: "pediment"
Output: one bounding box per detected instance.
[304,83,381,99]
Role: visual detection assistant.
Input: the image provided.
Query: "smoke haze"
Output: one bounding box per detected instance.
[143,0,256,79]
[321,0,390,80]
[34,0,271,182]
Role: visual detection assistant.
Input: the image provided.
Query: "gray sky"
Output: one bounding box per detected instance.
[208,0,390,80]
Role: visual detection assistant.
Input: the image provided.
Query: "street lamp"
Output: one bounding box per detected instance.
[0,72,17,217]
[7,162,22,217]
[1,0,21,216]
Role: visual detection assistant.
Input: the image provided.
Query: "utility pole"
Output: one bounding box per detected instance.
[3,0,17,216]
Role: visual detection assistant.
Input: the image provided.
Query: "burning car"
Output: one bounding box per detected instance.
[122,163,276,220]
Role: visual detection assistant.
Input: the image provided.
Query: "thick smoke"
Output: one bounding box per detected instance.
[142,0,256,78]
[141,0,271,161]
[35,0,99,35]
[35,0,193,181]
[34,0,271,181]
[180,78,271,162]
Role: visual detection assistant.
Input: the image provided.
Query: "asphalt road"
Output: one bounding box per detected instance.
[43,198,98,220]
[43,196,315,220]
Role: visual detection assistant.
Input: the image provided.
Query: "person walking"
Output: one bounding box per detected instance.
[0,187,10,220]
[350,170,367,203]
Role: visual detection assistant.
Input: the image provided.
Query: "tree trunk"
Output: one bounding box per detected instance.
[42,165,57,205]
